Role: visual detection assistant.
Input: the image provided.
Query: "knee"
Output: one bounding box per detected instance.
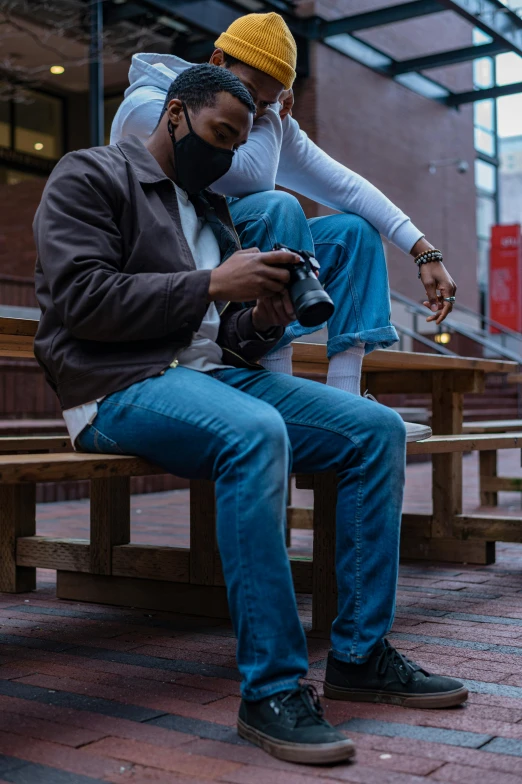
[262,190,305,221]
[324,213,381,247]
[370,406,406,447]
[242,407,291,464]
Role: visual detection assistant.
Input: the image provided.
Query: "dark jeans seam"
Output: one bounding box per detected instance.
[234,214,278,248]
[281,417,363,451]
[350,454,366,658]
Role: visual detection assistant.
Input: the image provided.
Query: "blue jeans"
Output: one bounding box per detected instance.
[77,367,406,700]
[228,191,399,358]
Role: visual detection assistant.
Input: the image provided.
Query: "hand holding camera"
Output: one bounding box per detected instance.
[208,247,300,303]
[208,244,334,329]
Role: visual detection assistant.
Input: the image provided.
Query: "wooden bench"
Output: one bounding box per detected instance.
[462,419,522,506]
[3,433,522,637]
[1,316,521,634]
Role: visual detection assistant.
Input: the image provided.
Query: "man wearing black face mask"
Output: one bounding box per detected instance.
[33,63,467,767]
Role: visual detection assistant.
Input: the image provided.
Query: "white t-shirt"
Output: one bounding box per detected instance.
[63,183,230,445]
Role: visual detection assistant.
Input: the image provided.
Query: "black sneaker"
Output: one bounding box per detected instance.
[324,639,468,709]
[237,684,355,764]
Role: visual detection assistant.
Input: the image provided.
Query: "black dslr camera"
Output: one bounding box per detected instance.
[274,243,335,328]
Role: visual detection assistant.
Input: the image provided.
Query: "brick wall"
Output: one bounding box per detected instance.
[0,179,44,284]
[291,2,478,309]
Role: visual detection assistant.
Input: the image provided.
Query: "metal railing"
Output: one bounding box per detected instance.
[451,299,522,348]
[394,323,456,356]
[390,290,522,364]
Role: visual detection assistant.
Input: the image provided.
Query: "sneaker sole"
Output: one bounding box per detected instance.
[323,683,468,709]
[237,717,356,764]
[405,424,432,443]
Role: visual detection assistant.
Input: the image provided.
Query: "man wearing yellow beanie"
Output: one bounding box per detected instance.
[113,13,455,425]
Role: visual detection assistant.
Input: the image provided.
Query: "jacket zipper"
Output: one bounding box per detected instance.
[222,346,262,370]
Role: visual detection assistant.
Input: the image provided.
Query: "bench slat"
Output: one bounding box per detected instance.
[0,317,38,337]
[0,436,71,452]
[292,342,517,374]
[463,420,522,434]
[17,537,90,572]
[0,452,163,483]
[408,433,522,455]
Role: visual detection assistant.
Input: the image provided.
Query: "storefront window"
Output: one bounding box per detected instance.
[14,92,63,160]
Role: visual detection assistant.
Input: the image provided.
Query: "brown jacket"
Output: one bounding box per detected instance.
[33,135,282,409]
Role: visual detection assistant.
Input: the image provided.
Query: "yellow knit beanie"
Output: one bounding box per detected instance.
[215,13,297,90]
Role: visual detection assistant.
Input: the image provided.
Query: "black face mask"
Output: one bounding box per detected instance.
[168,102,234,194]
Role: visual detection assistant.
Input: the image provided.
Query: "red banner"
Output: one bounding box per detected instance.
[489,224,522,333]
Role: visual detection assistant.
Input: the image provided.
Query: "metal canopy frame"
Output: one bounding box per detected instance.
[105,0,522,105]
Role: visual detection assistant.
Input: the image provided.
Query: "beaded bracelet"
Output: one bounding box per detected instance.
[415,248,443,278]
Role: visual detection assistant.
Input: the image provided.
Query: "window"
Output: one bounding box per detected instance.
[474,127,496,157]
[474,100,494,132]
[476,193,497,240]
[14,92,63,160]
[474,57,494,89]
[475,159,497,194]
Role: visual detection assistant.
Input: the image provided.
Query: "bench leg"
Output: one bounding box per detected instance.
[90,477,130,575]
[428,372,494,564]
[310,472,338,638]
[190,479,217,585]
[480,450,498,507]
[0,484,36,592]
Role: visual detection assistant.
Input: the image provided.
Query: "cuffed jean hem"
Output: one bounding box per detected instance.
[270,325,399,358]
[327,326,399,358]
[330,647,374,664]
[241,676,302,702]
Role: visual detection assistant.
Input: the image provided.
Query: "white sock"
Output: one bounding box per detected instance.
[260,344,293,375]
[327,345,365,395]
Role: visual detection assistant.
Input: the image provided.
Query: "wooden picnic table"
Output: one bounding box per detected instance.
[293,343,518,565]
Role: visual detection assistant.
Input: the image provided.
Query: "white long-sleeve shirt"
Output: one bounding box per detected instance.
[110,53,423,255]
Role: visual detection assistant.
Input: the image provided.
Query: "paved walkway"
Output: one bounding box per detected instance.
[0,452,522,782]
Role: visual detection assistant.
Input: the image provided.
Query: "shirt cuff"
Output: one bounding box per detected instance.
[391,221,425,255]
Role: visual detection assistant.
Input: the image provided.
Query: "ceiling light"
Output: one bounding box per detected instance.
[50,65,64,75]
[434,332,452,345]
[33,142,44,151]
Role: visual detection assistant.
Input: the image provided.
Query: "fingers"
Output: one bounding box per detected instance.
[435,301,453,324]
[281,291,296,320]
[257,294,296,326]
[423,277,439,314]
[271,292,295,323]
[258,250,301,267]
[436,276,457,324]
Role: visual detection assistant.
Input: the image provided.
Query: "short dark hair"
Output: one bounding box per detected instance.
[160,63,255,121]
[223,52,241,69]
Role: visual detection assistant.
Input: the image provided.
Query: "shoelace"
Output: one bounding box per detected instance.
[376,640,423,685]
[363,390,378,403]
[278,684,325,725]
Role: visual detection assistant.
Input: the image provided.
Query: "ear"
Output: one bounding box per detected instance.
[166,98,183,128]
[209,49,226,67]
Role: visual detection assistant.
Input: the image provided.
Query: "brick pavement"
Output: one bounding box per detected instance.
[0,451,522,781]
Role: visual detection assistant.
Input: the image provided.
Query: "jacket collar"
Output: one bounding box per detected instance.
[116,135,172,184]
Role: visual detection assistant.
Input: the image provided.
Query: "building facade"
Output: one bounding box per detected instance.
[1,1,514,315]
